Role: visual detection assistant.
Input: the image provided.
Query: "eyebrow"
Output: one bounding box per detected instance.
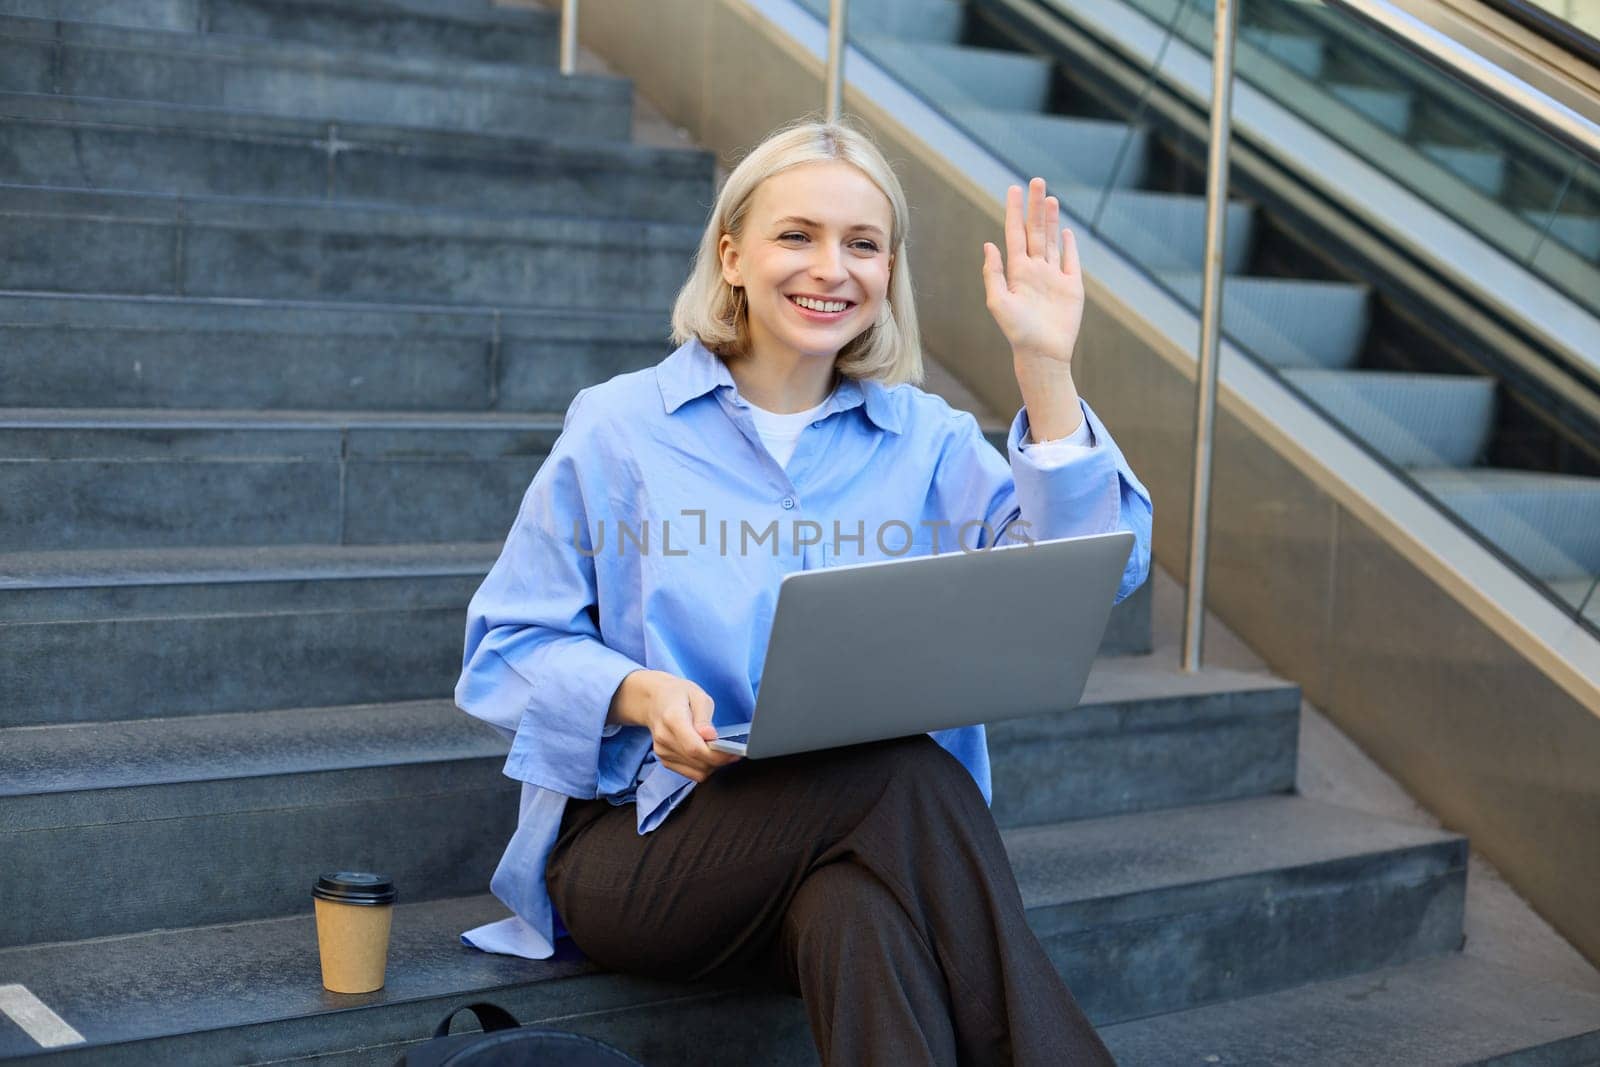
[772,216,888,239]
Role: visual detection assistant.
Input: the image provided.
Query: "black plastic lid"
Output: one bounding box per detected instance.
[313,871,396,906]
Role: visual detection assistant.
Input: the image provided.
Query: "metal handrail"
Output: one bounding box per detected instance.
[559,0,578,76]
[1183,0,1241,672]
[1328,0,1600,161]
[825,0,849,121]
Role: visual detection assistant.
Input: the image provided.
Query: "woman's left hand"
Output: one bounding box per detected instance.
[980,177,1084,372]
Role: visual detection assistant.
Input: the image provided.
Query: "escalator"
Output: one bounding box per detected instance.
[798,0,1600,630]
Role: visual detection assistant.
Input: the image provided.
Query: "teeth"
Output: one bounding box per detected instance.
[792,296,850,313]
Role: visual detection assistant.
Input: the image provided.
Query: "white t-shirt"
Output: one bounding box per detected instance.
[747,391,837,470]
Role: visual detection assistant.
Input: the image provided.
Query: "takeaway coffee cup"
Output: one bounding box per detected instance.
[312,872,397,994]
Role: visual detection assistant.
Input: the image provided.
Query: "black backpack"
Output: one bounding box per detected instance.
[395,1003,645,1066]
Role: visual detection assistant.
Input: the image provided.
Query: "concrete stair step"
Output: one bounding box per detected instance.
[0,534,1159,728]
[988,655,1299,827]
[0,793,1466,1056]
[0,91,714,222]
[0,687,1303,944]
[1283,369,1497,469]
[0,13,630,138]
[1160,274,1370,370]
[0,407,567,551]
[1012,794,1465,1024]
[1,0,511,32]
[0,895,621,1066]
[1411,467,1600,582]
[1100,953,1600,1066]
[0,292,673,412]
[0,541,499,725]
[3,0,560,66]
[857,34,1054,113]
[951,107,1150,190]
[16,934,1591,1067]
[0,184,700,308]
[0,699,517,947]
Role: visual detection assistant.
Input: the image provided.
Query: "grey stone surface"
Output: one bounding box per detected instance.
[0,12,630,138]
[0,184,699,308]
[1010,795,1466,1023]
[0,793,1472,1050]
[989,656,1298,826]
[0,700,516,945]
[0,543,496,725]
[1099,575,1152,654]
[0,894,816,1067]
[0,293,672,412]
[0,91,713,222]
[0,410,562,550]
[1100,953,1600,1065]
[8,0,557,64]
[204,0,559,67]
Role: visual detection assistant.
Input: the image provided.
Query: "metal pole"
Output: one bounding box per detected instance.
[559,0,578,76]
[825,0,848,121]
[1181,0,1240,673]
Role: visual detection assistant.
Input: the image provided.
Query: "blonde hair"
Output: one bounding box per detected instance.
[670,117,924,387]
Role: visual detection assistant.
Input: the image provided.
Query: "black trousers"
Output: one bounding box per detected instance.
[545,734,1116,1066]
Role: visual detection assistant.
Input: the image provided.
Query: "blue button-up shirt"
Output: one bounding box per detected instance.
[454,337,1152,959]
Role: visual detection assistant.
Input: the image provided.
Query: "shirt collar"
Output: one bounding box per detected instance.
[657,336,903,434]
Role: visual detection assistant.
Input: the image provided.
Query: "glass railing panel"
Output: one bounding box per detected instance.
[1119,0,1600,322]
[1122,0,1600,634]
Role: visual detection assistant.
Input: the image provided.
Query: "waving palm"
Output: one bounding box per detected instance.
[980,177,1085,369]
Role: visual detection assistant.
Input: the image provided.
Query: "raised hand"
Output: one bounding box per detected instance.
[980,177,1085,371]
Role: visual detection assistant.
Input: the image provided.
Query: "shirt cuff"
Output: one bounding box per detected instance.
[502,638,646,798]
[1018,403,1096,470]
[1007,399,1123,538]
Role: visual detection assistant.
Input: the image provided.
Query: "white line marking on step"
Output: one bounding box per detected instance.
[0,984,86,1048]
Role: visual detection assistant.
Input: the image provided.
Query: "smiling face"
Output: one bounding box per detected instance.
[718,160,895,367]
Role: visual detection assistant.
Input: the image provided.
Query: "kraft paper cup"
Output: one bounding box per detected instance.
[312,872,397,994]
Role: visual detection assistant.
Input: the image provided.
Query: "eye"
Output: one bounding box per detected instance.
[778,231,809,243]
[850,239,881,253]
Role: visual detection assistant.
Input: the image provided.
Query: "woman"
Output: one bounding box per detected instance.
[456,118,1151,1065]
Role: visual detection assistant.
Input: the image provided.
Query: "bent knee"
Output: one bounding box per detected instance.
[787,861,906,944]
[869,734,980,794]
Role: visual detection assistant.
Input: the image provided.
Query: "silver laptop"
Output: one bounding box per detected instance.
[708,530,1135,758]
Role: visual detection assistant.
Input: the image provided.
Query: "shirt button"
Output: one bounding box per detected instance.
[781,496,795,510]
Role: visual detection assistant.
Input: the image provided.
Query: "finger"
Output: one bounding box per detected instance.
[1061,226,1081,281]
[661,698,708,758]
[688,687,715,729]
[1044,196,1061,268]
[981,241,1008,308]
[1003,184,1026,277]
[1026,178,1045,259]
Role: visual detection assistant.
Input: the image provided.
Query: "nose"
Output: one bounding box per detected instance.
[809,241,848,284]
